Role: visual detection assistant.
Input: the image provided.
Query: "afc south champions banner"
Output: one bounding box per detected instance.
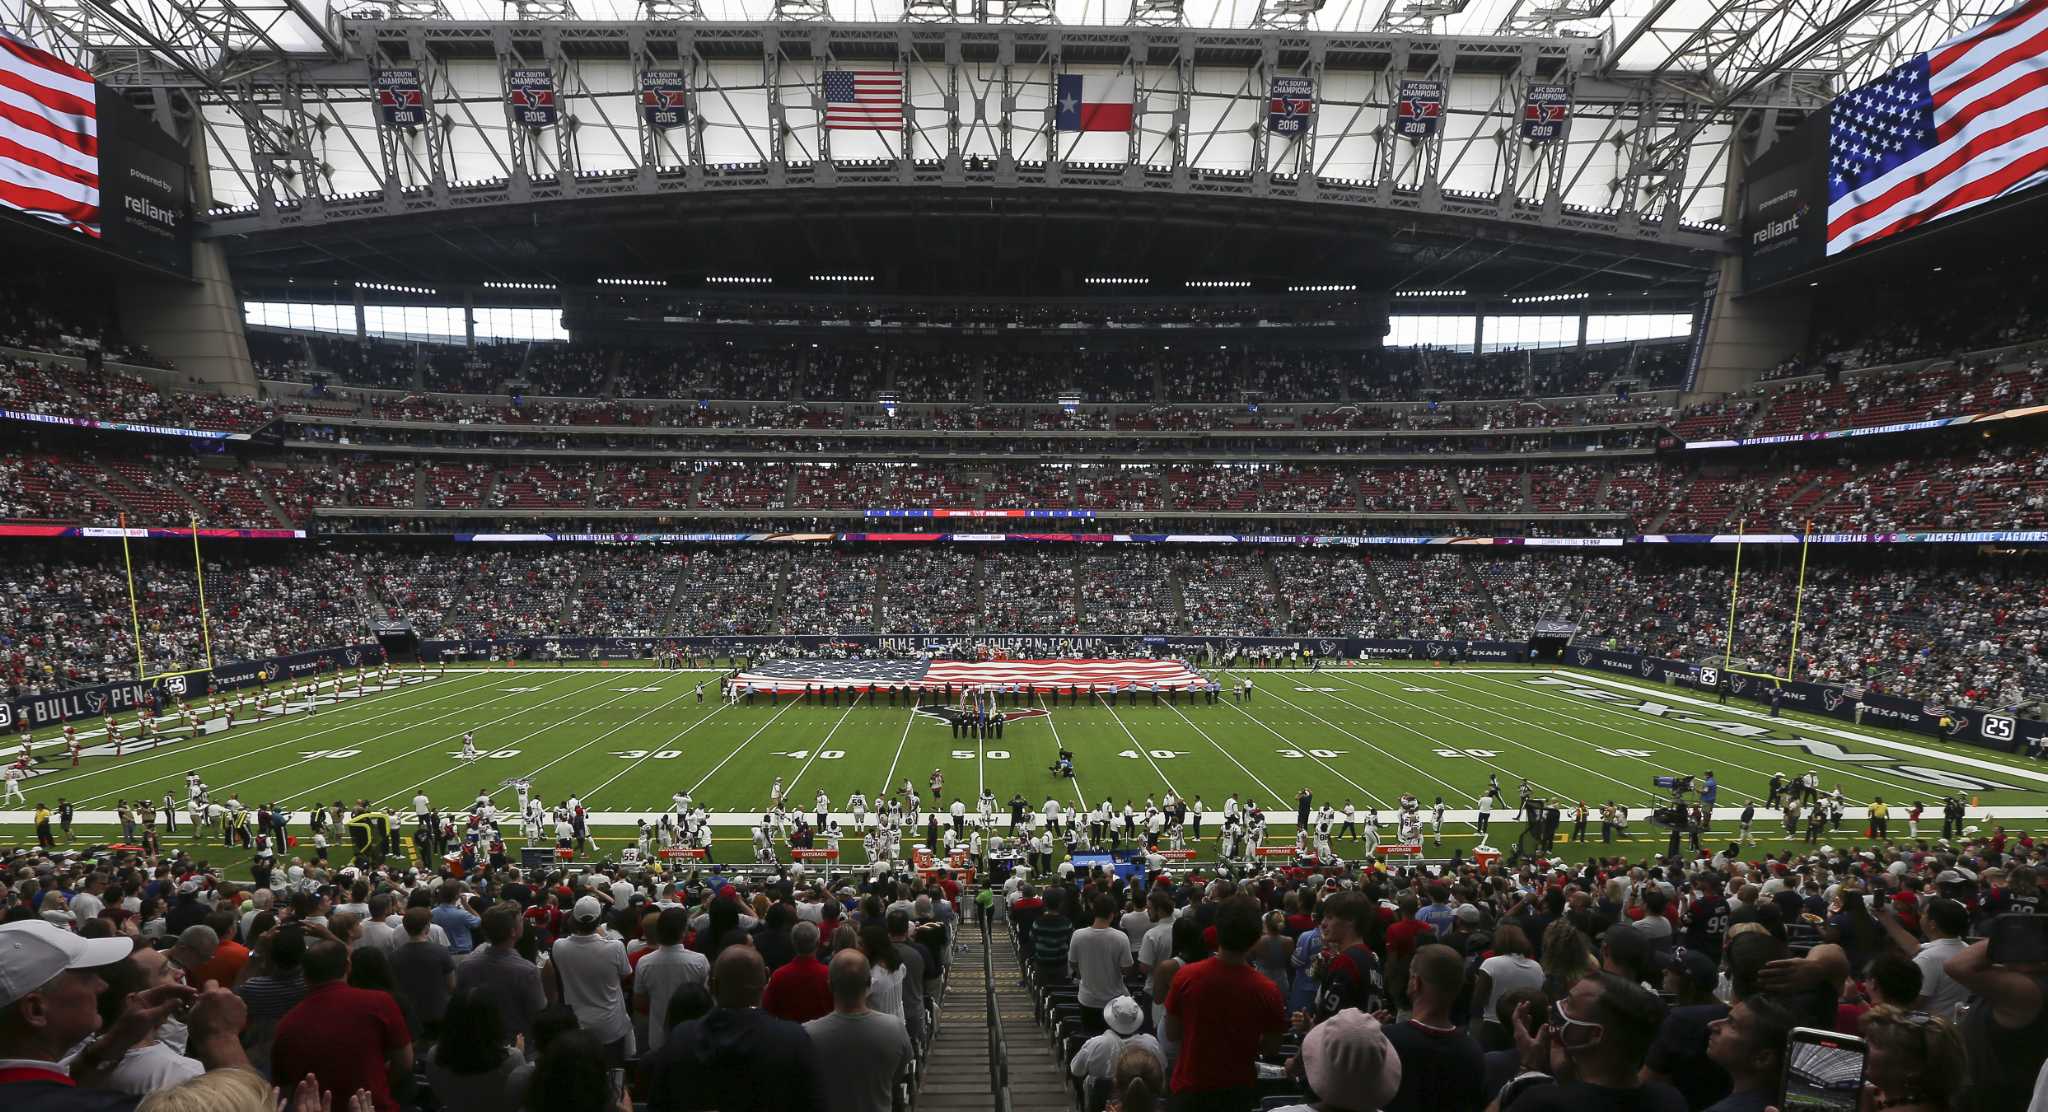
[642,70,687,130]
[508,68,558,129]
[1521,83,1571,143]
[375,68,426,128]
[1394,80,1443,140]
[1267,77,1314,135]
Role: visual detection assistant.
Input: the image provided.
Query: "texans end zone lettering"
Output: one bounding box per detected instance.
[1521,83,1570,142]
[1394,79,1443,140]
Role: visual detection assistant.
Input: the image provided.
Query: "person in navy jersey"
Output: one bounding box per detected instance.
[1682,875,1730,961]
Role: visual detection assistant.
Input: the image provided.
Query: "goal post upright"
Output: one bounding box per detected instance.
[1785,518,1812,684]
[120,514,147,682]
[1720,517,1746,681]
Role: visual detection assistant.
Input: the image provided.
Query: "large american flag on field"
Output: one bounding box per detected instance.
[0,34,98,237]
[823,70,904,131]
[1826,0,2048,255]
[730,656,1206,693]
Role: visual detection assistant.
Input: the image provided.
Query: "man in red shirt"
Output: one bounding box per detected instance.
[762,920,832,1023]
[271,940,413,1112]
[1164,895,1286,1111]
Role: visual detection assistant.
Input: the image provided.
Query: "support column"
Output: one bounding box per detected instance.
[114,127,255,393]
[1686,151,1810,399]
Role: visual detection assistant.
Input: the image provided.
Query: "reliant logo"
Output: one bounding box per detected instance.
[125,195,179,226]
[1750,210,1800,244]
[1523,675,2028,793]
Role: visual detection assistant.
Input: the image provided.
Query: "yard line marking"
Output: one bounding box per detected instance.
[571,700,736,806]
[1458,673,1936,801]
[193,671,598,819]
[1328,671,1663,806]
[34,675,477,800]
[786,694,866,800]
[1238,671,1500,806]
[1034,692,1089,809]
[441,674,706,809]
[288,671,622,810]
[877,708,919,799]
[1095,693,1180,799]
[1198,696,1391,811]
[1161,698,1285,806]
[63,673,535,807]
[689,698,803,796]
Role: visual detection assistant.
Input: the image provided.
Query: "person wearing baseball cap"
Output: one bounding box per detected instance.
[1270,1007,1402,1112]
[550,895,632,1064]
[0,920,251,1109]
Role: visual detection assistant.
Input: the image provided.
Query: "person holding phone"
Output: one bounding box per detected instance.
[1945,925,2048,1111]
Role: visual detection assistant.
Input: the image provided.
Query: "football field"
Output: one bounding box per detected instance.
[9,663,2048,857]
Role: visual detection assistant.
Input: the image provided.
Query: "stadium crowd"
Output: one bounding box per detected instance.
[4,781,2047,1112]
[3,547,2045,710]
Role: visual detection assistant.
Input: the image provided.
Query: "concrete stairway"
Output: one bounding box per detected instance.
[918,920,1069,1112]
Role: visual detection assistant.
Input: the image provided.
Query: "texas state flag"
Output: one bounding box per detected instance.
[1056,73,1134,132]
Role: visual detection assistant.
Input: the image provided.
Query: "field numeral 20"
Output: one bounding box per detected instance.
[952,750,1011,760]
[1432,748,1500,758]
[1595,748,1655,758]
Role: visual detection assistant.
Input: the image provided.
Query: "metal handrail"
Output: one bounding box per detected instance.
[984,916,1013,1112]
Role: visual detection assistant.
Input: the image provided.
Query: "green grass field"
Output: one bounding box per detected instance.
[10,663,2048,861]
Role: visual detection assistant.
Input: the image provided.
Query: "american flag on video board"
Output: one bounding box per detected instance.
[823,70,904,131]
[1827,0,2048,255]
[0,34,98,237]
[730,657,1205,693]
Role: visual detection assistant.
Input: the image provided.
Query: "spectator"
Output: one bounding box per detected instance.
[803,949,913,1112]
[636,908,713,1049]
[1072,894,1136,1034]
[1472,924,1542,1047]
[1268,1008,1404,1112]
[860,922,907,1025]
[760,919,829,1025]
[427,986,533,1112]
[1643,948,1731,1111]
[387,906,456,1042]
[1860,1004,1967,1112]
[456,902,546,1055]
[432,882,482,955]
[885,909,929,1048]
[1701,994,1797,1112]
[550,896,633,1064]
[271,940,413,1112]
[1111,1042,1168,1112]
[133,1068,288,1112]
[524,1029,631,1112]
[645,945,828,1112]
[1493,971,1683,1112]
[90,946,203,1097]
[1071,995,1164,1086]
[1163,895,1286,1111]
[1034,889,1076,985]
[1945,937,2048,1111]
[185,913,246,988]
[1381,944,1485,1112]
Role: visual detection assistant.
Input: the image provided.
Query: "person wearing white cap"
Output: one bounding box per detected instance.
[1268,1007,1403,1112]
[1069,995,1163,1085]
[550,895,633,1064]
[0,920,251,1109]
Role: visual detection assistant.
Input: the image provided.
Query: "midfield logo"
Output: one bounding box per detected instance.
[912,704,1048,727]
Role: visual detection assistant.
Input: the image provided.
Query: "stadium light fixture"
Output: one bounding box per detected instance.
[1509,291,1589,304]
[357,281,436,295]
[706,275,774,285]
[1393,288,1467,297]
[597,278,665,287]
[1286,283,1357,292]
[483,281,556,291]
[1185,279,1252,289]
[1083,276,1147,285]
[810,274,876,282]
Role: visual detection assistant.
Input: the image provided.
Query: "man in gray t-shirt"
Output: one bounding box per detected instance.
[1068,894,1134,1026]
[806,949,913,1112]
[551,897,633,1062]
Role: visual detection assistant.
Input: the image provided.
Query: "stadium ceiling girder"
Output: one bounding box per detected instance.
[210,178,1715,291]
[171,20,1737,258]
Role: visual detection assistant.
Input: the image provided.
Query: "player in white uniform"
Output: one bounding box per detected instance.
[4,762,28,803]
[770,777,785,809]
[186,772,207,806]
[65,726,80,766]
[849,790,867,827]
[461,732,478,761]
[1430,797,1447,846]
